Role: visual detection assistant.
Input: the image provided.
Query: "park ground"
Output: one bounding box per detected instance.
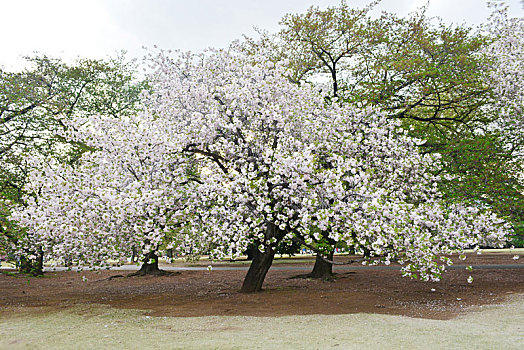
[0,251,523,349]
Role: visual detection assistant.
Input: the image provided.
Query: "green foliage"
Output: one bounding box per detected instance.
[277,0,380,90]
[273,1,493,130]
[434,134,523,207]
[351,12,492,134]
[0,53,146,201]
[510,220,524,247]
[0,201,19,254]
[275,239,301,257]
[433,133,524,246]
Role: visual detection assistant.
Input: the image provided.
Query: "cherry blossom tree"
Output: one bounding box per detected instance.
[486,2,524,141]
[144,47,509,292]
[11,110,199,275]
[1,54,145,275]
[244,0,524,265]
[12,47,509,289]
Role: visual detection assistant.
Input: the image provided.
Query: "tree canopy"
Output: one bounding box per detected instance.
[244,0,524,248]
[0,54,145,273]
[12,47,509,291]
[4,1,521,291]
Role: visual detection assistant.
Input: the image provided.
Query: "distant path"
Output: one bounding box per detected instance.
[2,264,522,272]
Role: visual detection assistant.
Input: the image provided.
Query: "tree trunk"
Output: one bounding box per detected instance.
[245,244,257,261]
[241,223,285,293]
[132,251,164,276]
[309,250,334,279]
[36,250,44,274]
[241,247,276,293]
[131,247,140,263]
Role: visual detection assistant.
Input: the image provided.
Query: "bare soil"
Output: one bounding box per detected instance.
[1,253,522,320]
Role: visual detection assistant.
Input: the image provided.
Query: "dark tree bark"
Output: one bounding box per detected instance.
[130,251,166,276]
[307,236,337,280]
[241,247,276,293]
[241,223,286,293]
[131,247,138,263]
[309,250,334,280]
[245,244,257,261]
[36,250,44,274]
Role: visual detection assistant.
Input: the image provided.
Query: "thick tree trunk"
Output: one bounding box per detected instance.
[309,250,334,279]
[245,244,257,261]
[241,247,276,293]
[131,247,137,263]
[132,251,164,276]
[241,223,285,293]
[19,259,44,276]
[36,251,44,274]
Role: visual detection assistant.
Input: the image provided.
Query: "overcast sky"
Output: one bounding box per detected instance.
[0,0,522,71]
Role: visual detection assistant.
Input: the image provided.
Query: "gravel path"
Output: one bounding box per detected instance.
[0,294,522,349]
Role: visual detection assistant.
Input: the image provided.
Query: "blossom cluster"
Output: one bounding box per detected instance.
[12,110,198,267]
[485,3,524,147]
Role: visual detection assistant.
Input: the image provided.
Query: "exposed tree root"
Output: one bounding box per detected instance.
[289,272,337,282]
[126,269,180,277]
[97,270,180,281]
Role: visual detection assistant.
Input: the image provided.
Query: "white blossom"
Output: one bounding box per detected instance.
[10,45,510,281]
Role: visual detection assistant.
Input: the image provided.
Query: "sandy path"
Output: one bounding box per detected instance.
[1,294,522,350]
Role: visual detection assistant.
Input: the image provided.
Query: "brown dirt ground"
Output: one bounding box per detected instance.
[1,253,522,320]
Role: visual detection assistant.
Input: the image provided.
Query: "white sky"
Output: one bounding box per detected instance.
[0,0,522,71]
